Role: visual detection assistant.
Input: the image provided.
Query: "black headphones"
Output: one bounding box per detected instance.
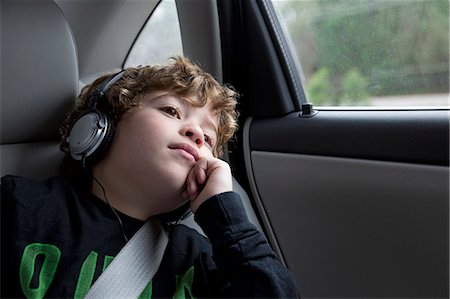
[67,70,126,162]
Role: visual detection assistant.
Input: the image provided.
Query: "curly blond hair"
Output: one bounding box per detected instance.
[60,57,239,158]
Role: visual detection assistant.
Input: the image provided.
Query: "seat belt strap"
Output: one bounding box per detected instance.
[84,218,169,299]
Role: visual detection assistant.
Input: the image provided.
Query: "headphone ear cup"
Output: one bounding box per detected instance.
[67,109,114,161]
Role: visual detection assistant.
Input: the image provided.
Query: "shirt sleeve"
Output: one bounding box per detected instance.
[194,191,299,298]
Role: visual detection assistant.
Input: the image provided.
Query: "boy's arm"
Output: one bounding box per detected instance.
[194,191,299,297]
[184,157,299,297]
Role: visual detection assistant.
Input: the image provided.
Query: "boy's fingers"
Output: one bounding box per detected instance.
[187,157,226,202]
[187,169,198,198]
[195,158,208,185]
[185,158,209,200]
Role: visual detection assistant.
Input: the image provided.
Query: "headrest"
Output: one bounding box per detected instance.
[1,0,78,144]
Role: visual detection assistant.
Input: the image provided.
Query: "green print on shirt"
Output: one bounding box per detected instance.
[19,243,195,298]
[19,243,61,299]
[73,250,98,298]
[173,266,195,299]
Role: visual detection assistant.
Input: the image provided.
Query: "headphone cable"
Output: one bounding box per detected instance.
[82,158,129,243]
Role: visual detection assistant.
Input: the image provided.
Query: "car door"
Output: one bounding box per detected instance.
[217,0,449,298]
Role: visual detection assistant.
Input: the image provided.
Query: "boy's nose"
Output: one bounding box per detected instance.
[182,126,204,147]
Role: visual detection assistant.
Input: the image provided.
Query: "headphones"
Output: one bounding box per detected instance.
[67,70,126,162]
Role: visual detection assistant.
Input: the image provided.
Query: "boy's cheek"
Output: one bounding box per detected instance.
[199,148,214,159]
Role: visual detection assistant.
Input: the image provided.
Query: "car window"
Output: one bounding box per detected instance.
[272,0,449,107]
[125,0,183,67]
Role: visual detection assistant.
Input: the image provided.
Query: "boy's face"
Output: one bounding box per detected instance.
[93,90,218,216]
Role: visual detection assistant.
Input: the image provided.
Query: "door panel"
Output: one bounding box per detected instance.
[243,111,449,298]
[247,149,448,297]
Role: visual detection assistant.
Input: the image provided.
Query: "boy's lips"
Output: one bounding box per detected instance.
[168,143,200,162]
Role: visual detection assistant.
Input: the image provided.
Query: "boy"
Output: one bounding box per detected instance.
[1,57,298,298]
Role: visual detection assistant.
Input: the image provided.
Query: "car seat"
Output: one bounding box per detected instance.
[1,0,78,180]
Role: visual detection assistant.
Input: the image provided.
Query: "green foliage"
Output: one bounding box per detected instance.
[306,68,334,105]
[340,69,369,104]
[273,0,449,104]
[306,67,369,105]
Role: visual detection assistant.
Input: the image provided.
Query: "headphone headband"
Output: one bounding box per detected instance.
[68,70,126,161]
[88,70,126,109]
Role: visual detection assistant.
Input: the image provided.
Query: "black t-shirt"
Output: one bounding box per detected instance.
[1,175,298,298]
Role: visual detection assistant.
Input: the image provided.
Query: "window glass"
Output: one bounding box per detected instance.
[125,0,183,67]
[272,0,449,107]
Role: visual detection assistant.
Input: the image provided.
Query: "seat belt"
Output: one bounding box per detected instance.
[84,218,169,299]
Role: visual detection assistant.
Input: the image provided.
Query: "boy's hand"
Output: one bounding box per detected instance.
[182,157,233,213]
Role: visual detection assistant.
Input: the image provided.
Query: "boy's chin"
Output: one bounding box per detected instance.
[166,169,191,191]
[159,201,191,222]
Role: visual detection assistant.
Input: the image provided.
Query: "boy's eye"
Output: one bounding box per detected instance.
[161,106,181,119]
[204,134,214,147]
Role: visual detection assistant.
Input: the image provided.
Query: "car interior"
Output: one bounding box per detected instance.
[1,0,448,298]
